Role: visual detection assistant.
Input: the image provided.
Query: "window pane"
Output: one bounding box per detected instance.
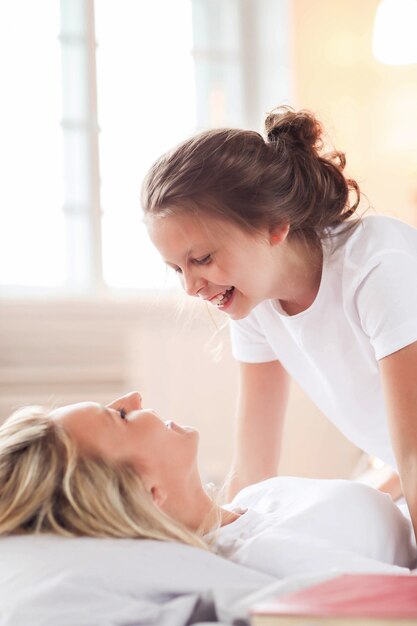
[0,1,65,287]
[95,0,196,289]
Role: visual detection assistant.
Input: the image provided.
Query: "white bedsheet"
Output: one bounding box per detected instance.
[0,535,273,626]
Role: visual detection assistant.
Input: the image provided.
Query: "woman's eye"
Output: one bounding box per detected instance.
[174,267,182,274]
[119,408,126,420]
[195,254,212,266]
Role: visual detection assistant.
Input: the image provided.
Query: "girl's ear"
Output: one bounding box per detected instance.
[269,223,290,246]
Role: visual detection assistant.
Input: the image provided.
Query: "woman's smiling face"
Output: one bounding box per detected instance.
[50,397,200,498]
[147,212,284,320]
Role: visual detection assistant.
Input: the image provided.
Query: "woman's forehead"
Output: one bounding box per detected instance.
[51,402,115,455]
[49,402,102,423]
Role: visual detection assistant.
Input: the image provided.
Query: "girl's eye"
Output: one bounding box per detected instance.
[174,267,182,274]
[119,408,126,420]
[195,254,212,266]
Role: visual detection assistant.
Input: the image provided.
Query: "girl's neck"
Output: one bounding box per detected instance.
[275,237,323,315]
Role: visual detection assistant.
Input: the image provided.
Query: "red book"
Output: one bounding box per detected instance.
[250,574,417,626]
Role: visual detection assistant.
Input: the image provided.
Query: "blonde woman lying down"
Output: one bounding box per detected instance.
[0,391,416,578]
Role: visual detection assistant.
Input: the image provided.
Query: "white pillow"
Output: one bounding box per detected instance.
[0,535,274,626]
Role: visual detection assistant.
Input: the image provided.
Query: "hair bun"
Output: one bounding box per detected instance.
[265,106,322,153]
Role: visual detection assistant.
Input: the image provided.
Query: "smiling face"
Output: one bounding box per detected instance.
[147,212,287,320]
[50,397,200,512]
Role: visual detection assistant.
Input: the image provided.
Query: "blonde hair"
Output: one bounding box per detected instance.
[0,407,208,549]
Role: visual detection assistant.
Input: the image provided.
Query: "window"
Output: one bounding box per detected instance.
[95,0,196,289]
[0,0,65,288]
[0,0,290,294]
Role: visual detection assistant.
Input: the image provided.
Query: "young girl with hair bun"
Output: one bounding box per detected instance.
[142,106,417,542]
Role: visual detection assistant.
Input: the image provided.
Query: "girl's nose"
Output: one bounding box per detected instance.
[182,269,207,296]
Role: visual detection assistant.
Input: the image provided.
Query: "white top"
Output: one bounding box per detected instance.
[211,477,417,578]
[230,215,417,468]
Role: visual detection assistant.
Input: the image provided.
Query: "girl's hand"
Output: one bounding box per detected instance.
[106,391,142,414]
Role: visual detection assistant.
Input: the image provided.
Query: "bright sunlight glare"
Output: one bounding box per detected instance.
[96,0,196,289]
[0,1,65,287]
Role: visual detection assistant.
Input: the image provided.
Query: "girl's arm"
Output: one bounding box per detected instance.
[380,340,417,541]
[227,360,290,500]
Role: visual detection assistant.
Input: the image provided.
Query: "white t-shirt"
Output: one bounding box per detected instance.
[210,477,417,579]
[230,215,417,468]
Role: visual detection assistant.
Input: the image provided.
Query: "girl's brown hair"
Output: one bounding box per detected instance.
[142,106,360,246]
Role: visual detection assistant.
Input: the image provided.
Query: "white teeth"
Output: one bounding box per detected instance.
[211,287,234,307]
[211,294,224,306]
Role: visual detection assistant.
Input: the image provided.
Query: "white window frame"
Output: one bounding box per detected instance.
[60,0,104,295]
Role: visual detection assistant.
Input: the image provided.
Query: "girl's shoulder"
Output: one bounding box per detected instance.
[352,212,416,242]
[336,214,417,269]
[356,213,417,239]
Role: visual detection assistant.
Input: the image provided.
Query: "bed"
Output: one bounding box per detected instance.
[0,533,415,626]
[0,534,274,625]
